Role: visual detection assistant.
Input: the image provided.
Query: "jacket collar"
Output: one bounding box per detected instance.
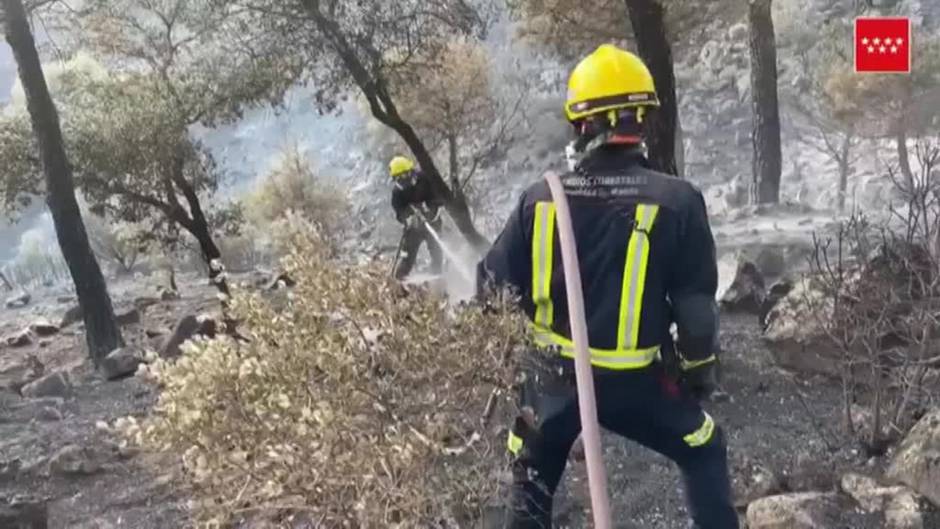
[575,144,650,174]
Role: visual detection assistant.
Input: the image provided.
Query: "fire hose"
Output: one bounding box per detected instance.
[544,170,613,529]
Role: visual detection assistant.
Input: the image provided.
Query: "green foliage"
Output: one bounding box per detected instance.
[120,232,528,526]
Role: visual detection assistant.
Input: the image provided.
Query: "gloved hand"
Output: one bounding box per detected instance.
[405,214,422,230]
[680,359,718,401]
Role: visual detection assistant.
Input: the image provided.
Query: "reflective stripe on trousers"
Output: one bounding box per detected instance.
[529,202,660,370]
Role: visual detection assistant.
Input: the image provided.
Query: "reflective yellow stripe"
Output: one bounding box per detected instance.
[533,329,659,370]
[618,204,660,350]
[681,355,716,371]
[529,201,660,370]
[507,430,523,455]
[683,412,716,447]
[531,202,557,329]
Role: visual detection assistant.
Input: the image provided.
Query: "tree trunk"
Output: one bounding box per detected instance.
[2,0,124,363]
[171,173,230,296]
[748,0,782,204]
[446,133,469,206]
[0,270,12,291]
[836,131,853,213]
[624,0,679,176]
[896,127,914,190]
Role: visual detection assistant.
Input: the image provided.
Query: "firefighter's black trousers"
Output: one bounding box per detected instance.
[394,220,443,280]
[507,355,738,529]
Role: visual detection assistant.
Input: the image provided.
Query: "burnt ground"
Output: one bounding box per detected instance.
[1,277,937,528]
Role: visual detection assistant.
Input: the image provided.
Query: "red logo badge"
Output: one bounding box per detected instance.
[855,17,911,73]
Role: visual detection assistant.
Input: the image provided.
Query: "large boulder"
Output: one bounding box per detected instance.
[888,408,940,507]
[100,347,144,381]
[746,492,847,529]
[160,314,218,359]
[841,473,924,529]
[20,372,72,399]
[720,259,766,314]
[761,277,840,376]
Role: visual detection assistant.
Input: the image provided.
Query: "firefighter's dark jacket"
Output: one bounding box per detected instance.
[391,172,442,225]
[477,145,720,365]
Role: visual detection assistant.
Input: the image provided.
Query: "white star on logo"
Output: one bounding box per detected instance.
[891,45,898,53]
[896,37,904,45]
[880,46,886,53]
[873,37,881,45]
[885,38,893,45]
[868,45,875,53]
[862,37,869,45]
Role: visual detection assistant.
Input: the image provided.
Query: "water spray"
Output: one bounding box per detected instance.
[411,208,476,284]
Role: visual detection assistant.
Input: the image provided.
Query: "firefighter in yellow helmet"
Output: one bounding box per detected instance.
[477,45,737,528]
[388,156,443,280]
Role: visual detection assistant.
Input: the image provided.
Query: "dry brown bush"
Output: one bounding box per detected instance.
[245,146,348,242]
[120,232,529,527]
[807,139,940,453]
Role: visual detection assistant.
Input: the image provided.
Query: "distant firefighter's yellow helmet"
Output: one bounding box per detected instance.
[389,156,416,179]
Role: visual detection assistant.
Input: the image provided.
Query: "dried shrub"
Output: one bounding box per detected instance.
[122,232,528,527]
[808,139,940,453]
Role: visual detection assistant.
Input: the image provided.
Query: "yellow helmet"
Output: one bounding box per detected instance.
[565,44,659,123]
[389,156,416,178]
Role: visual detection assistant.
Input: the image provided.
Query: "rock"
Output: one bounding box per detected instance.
[754,247,787,280]
[841,473,899,512]
[720,259,766,314]
[4,330,32,348]
[27,320,58,337]
[762,277,841,376]
[759,280,794,329]
[885,489,924,529]
[888,408,940,507]
[728,22,748,41]
[5,290,30,309]
[36,406,63,422]
[133,296,160,310]
[160,314,218,358]
[0,498,47,528]
[158,288,180,301]
[47,444,101,476]
[59,305,82,328]
[101,347,143,380]
[116,307,141,326]
[745,492,846,529]
[145,329,163,339]
[840,473,924,528]
[20,372,72,399]
[733,463,783,507]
